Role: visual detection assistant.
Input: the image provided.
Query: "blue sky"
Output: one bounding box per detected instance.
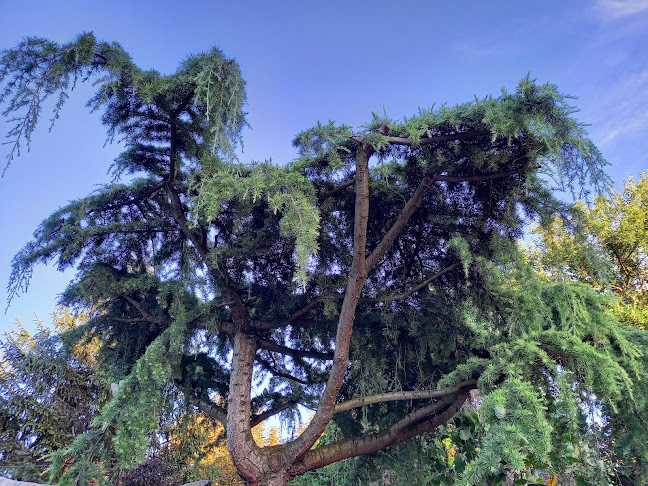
[1,0,647,334]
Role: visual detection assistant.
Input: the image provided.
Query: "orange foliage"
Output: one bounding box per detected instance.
[166,414,282,485]
[545,476,558,486]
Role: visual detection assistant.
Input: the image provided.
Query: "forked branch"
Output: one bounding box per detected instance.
[291,392,469,475]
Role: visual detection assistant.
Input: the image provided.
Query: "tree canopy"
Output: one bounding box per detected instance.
[1,33,646,486]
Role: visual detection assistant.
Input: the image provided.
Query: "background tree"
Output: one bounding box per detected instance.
[1,34,646,486]
[160,412,283,485]
[0,309,281,485]
[0,308,110,482]
[526,173,648,483]
[528,171,648,328]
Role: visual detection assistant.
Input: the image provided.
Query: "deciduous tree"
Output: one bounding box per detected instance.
[2,34,646,485]
[526,172,648,483]
[528,171,648,328]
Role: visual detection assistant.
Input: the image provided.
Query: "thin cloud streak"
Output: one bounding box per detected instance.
[588,68,648,147]
[594,0,648,19]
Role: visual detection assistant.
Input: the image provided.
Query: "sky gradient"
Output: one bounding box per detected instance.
[1,0,647,333]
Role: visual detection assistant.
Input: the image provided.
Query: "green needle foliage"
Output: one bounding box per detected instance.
[1,33,646,486]
[525,172,648,483]
[0,309,111,483]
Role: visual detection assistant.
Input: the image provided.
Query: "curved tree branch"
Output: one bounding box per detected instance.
[385,129,488,146]
[291,392,469,475]
[287,142,374,462]
[332,379,477,414]
[359,262,462,304]
[251,400,299,428]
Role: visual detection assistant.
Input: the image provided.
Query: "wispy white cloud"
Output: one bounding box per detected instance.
[594,0,648,19]
[587,68,648,147]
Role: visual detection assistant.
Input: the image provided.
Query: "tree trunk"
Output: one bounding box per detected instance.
[251,471,290,486]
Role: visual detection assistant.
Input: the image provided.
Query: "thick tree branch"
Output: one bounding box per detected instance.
[102,181,166,212]
[172,85,198,117]
[159,185,258,338]
[258,263,459,322]
[153,192,208,258]
[180,368,299,430]
[251,400,299,428]
[280,299,323,325]
[385,129,488,146]
[176,382,227,424]
[287,143,374,462]
[168,120,179,184]
[122,295,153,321]
[112,317,155,324]
[291,393,468,475]
[317,180,355,203]
[255,356,309,385]
[251,319,313,331]
[366,174,434,271]
[226,332,265,481]
[332,379,477,414]
[482,284,509,324]
[366,165,533,271]
[252,297,324,330]
[430,165,532,183]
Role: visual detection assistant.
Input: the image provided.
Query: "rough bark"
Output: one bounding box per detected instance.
[290,393,469,476]
[285,143,374,464]
[253,473,291,486]
[226,332,265,482]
